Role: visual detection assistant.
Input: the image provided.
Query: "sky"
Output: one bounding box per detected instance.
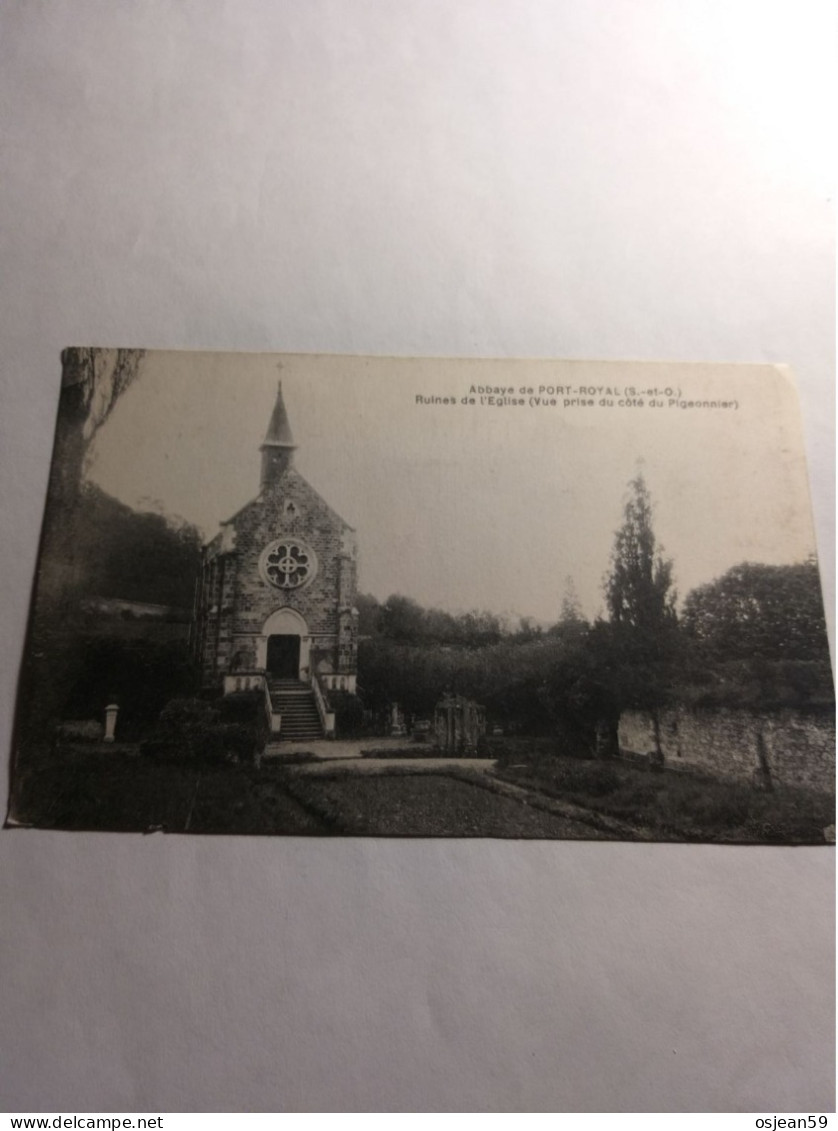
[86,351,819,624]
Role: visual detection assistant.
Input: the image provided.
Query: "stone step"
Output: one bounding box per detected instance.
[268,687,323,741]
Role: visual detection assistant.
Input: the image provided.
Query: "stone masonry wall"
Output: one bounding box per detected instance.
[216,467,357,676]
[619,706,835,792]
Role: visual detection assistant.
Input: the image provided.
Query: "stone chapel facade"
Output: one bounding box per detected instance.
[193,384,359,738]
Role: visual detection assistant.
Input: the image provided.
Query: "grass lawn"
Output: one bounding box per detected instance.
[9,743,330,835]
[9,742,610,838]
[489,739,835,844]
[281,770,610,838]
[10,738,830,843]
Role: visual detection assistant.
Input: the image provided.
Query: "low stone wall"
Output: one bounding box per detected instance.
[618,706,835,792]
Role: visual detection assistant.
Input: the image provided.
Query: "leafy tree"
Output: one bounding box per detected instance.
[355,592,383,637]
[49,348,145,509]
[679,559,834,708]
[17,351,149,739]
[682,559,831,663]
[40,348,146,609]
[454,609,503,648]
[72,483,202,608]
[357,592,503,648]
[549,576,589,644]
[514,616,542,641]
[558,576,585,628]
[378,594,429,642]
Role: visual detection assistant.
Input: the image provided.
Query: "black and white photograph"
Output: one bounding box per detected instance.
[2,0,835,1114]
[8,350,834,843]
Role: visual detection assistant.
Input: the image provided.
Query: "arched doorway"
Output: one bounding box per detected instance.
[257,607,311,681]
[266,634,300,678]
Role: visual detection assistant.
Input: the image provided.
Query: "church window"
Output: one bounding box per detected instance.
[259,538,318,590]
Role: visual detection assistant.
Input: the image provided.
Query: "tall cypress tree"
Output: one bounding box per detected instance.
[605,473,676,639]
[603,473,679,752]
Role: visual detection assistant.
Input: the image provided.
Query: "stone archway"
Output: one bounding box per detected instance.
[257,607,311,682]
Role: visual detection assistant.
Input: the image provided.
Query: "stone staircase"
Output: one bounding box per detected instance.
[267,679,323,741]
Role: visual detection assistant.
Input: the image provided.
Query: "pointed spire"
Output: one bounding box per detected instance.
[261,381,297,450]
[260,382,297,490]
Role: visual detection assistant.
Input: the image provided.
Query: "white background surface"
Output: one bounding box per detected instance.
[0,0,834,1113]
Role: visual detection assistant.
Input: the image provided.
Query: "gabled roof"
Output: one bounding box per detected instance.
[217,465,355,533]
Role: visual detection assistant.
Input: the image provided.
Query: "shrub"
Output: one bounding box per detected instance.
[331,690,365,737]
[143,698,218,762]
[216,722,262,762]
[143,697,266,764]
[158,697,218,737]
[55,719,104,743]
[489,736,563,764]
[219,691,265,725]
[218,691,269,754]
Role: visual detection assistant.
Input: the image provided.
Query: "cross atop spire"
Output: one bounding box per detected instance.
[260,382,297,489]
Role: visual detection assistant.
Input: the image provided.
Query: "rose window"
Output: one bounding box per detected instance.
[259,539,317,590]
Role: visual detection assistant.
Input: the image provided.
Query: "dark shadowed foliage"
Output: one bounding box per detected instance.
[677,559,834,709]
[682,559,832,663]
[70,484,203,609]
[141,695,268,765]
[62,638,197,740]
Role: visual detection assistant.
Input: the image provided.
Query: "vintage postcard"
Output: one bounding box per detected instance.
[7,351,834,841]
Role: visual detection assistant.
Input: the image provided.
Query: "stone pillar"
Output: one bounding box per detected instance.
[104,703,119,743]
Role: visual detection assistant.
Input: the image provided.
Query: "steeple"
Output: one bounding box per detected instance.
[260,381,297,490]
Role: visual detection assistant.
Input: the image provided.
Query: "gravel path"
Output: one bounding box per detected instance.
[291,757,497,775]
[264,738,412,761]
